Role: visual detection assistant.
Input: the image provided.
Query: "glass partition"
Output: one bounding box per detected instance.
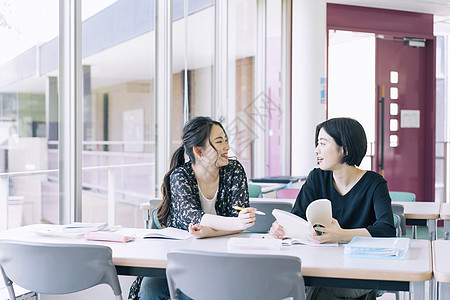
[0,0,59,229]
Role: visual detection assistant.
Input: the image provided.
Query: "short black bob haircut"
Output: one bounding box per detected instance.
[315,117,367,167]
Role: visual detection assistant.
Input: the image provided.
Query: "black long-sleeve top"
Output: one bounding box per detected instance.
[291,168,395,237]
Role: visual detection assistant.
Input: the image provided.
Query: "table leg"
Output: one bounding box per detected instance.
[427,219,437,241]
[444,220,450,240]
[430,279,436,300]
[410,281,425,300]
[438,282,450,300]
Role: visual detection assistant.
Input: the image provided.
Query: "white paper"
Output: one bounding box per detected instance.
[272,209,314,240]
[227,237,282,251]
[306,199,332,228]
[143,227,192,240]
[200,214,245,231]
[400,110,420,128]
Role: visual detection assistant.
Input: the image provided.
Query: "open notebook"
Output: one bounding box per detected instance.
[272,199,333,241]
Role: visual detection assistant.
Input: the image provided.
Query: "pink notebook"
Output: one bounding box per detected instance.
[85,231,135,243]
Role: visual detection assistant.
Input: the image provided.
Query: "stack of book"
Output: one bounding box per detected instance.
[344,236,411,259]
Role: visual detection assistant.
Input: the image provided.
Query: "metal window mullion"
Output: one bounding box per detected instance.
[59,0,82,224]
[214,0,228,121]
[446,36,450,204]
[155,0,172,198]
[253,0,267,178]
[280,0,292,175]
[183,0,189,123]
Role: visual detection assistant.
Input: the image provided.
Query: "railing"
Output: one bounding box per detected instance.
[436,141,449,203]
[0,162,154,230]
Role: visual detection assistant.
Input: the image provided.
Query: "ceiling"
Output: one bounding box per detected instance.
[2,0,450,94]
[328,0,450,21]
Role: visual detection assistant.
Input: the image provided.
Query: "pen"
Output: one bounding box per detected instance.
[233,206,266,215]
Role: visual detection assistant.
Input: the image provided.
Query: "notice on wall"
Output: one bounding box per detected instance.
[400,110,420,128]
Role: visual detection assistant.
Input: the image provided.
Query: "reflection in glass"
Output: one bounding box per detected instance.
[227,0,257,177]
[390,87,398,100]
[390,71,398,84]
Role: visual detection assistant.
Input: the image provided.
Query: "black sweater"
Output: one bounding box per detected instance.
[291,168,396,237]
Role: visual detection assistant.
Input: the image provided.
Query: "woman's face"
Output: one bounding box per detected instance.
[315,128,344,171]
[201,124,230,167]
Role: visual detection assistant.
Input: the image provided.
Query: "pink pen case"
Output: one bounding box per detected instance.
[85,231,135,243]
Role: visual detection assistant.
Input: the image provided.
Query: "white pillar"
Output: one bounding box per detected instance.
[291,0,327,176]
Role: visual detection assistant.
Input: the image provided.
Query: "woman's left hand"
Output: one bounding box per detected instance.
[310,218,344,243]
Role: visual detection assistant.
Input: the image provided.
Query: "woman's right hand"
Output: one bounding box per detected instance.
[269,221,285,239]
[237,207,256,229]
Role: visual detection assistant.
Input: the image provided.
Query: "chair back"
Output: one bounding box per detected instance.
[389,191,416,202]
[392,203,406,236]
[245,199,293,233]
[248,184,262,197]
[0,240,122,299]
[276,188,300,199]
[149,199,163,229]
[166,249,305,300]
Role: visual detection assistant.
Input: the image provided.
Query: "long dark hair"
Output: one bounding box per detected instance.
[156,116,226,226]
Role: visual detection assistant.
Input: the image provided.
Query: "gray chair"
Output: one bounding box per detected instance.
[389,191,418,239]
[141,198,163,229]
[246,199,293,233]
[166,249,305,300]
[392,203,406,237]
[0,240,122,300]
[375,206,405,300]
[149,199,163,229]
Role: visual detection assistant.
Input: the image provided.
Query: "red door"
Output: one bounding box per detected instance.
[375,38,430,201]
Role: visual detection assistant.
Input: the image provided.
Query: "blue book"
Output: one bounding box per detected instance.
[344,236,411,259]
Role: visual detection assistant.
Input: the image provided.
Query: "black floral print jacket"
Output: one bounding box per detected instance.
[168,159,250,230]
[128,159,249,300]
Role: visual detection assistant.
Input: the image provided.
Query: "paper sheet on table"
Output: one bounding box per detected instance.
[200,214,245,231]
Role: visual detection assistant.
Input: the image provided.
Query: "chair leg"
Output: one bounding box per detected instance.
[6,285,16,300]
[1,269,16,300]
[115,295,123,300]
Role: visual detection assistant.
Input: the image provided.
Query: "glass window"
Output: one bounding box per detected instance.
[172,0,215,153]
[390,71,398,84]
[390,119,398,131]
[390,87,398,100]
[390,135,399,147]
[81,0,156,227]
[0,0,59,228]
[226,0,257,177]
[390,103,399,115]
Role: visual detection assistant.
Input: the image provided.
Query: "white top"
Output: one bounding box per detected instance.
[199,188,218,215]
